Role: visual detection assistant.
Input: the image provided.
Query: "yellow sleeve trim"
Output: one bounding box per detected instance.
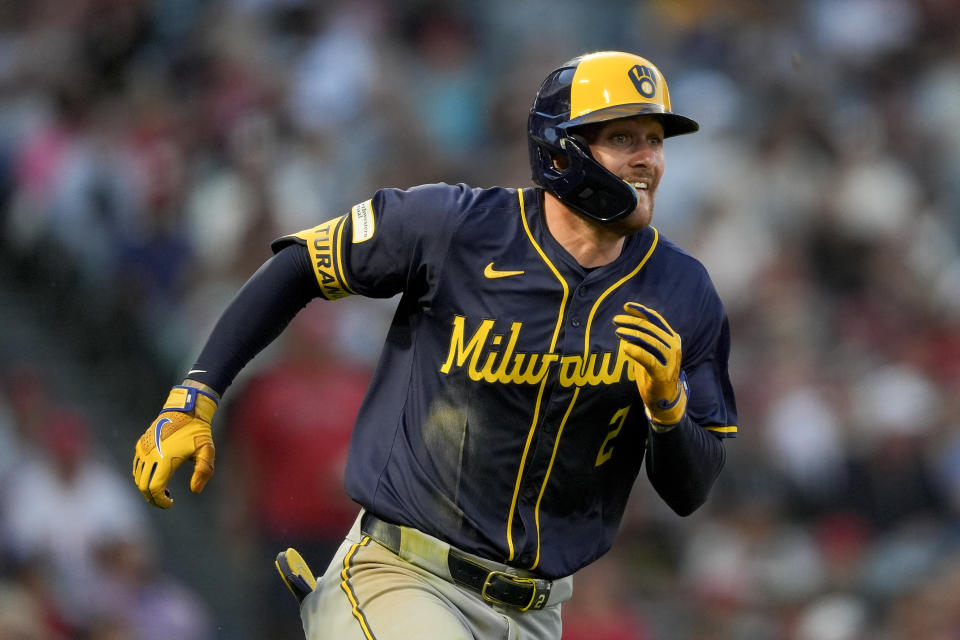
[286,216,356,300]
[705,425,738,434]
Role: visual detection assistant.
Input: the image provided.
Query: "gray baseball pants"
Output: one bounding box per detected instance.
[298,511,573,639]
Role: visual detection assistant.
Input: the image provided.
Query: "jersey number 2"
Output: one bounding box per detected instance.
[595,406,631,467]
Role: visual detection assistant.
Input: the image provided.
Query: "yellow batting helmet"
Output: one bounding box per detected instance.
[528,51,698,222]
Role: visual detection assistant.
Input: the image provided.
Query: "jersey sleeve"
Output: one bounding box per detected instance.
[681,275,739,438]
[271,184,468,300]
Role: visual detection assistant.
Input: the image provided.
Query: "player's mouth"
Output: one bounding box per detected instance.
[625,178,652,193]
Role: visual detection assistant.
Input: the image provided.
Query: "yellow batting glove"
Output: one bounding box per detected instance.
[133,384,218,508]
[613,302,689,429]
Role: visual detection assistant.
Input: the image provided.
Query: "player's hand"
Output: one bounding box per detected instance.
[613,302,688,427]
[133,385,218,508]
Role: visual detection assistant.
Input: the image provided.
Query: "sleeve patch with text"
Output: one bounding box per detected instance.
[351,199,375,243]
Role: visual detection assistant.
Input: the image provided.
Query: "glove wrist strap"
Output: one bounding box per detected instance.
[161,385,219,422]
[181,378,221,402]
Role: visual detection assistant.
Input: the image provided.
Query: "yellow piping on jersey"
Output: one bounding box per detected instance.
[506,376,551,562]
[518,189,568,351]
[530,387,580,570]
[580,227,659,375]
[506,189,570,562]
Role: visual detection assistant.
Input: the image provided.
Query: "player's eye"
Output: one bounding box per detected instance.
[648,135,663,147]
[610,132,632,147]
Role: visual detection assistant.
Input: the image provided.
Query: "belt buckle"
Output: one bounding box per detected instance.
[481,571,539,610]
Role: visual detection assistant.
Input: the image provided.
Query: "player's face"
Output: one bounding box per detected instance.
[586,115,666,231]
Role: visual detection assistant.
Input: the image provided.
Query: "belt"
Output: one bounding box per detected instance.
[360,512,554,611]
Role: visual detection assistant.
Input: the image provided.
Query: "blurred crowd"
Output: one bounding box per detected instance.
[1,0,959,638]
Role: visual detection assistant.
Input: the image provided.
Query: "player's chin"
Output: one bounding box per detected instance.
[610,203,654,234]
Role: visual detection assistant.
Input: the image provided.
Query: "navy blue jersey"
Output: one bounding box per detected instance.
[272,183,738,578]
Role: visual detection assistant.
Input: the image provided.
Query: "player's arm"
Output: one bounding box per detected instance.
[613,302,726,516]
[643,414,725,516]
[185,243,319,394]
[133,244,319,508]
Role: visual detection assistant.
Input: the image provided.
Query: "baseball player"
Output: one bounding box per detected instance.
[133,51,738,639]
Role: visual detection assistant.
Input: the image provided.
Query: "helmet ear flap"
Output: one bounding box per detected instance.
[567,132,590,147]
[542,135,637,223]
[552,132,589,169]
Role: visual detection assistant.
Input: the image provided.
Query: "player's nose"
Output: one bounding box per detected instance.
[627,145,662,177]
[629,141,657,165]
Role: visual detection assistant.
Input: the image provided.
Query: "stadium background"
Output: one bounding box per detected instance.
[1,1,959,638]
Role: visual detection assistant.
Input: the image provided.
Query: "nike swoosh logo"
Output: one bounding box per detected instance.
[187,369,207,376]
[656,391,684,410]
[155,418,171,458]
[656,377,688,410]
[484,262,525,279]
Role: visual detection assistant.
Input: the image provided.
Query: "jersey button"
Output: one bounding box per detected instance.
[571,318,581,327]
[578,286,587,297]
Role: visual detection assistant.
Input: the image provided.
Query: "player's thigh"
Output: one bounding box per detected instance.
[502,601,562,640]
[302,543,472,640]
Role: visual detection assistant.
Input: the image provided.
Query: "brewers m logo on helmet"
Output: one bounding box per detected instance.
[629,65,657,98]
